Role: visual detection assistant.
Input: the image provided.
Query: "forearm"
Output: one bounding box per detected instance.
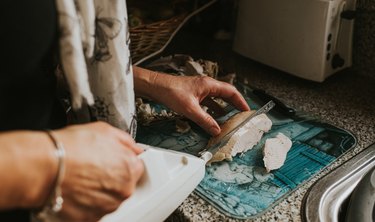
[133,66,174,102]
[133,66,158,99]
[0,131,57,209]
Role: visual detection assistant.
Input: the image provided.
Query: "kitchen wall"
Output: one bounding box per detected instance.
[353,0,375,78]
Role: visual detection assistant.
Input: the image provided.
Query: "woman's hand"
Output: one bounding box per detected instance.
[134,67,250,136]
[53,122,144,222]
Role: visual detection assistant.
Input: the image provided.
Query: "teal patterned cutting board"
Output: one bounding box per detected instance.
[136,84,356,219]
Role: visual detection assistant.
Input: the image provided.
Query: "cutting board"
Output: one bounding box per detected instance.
[136,84,357,219]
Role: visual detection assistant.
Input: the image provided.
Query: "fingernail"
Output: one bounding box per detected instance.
[135,146,144,154]
[210,125,221,136]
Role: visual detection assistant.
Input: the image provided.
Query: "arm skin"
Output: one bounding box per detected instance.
[133,66,250,136]
[0,64,246,217]
[0,122,144,222]
[0,131,57,209]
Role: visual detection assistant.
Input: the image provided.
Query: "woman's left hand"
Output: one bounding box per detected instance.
[134,67,250,136]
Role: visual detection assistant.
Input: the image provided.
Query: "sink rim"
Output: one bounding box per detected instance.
[301,143,375,222]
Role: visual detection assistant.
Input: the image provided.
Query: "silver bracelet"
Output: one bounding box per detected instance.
[33,130,65,221]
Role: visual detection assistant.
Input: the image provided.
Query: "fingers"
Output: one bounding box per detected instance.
[120,151,145,198]
[201,97,227,118]
[84,122,144,185]
[60,190,122,222]
[185,101,221,136]
[202,77,250,112]
[214,82,250,111]
[191,78,250,135]
[58,121,145,222]
[112,127,144,155]
[93,121,144,155]
[126,152,144,187]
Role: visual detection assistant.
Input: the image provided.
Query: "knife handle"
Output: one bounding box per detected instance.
[253,89,295,116]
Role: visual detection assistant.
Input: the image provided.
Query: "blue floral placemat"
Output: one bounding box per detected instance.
[136,84,356,219]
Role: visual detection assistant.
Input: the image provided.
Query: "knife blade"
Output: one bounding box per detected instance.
[199,100,275,163]
[252,89,295,116]
[237,83,295,117]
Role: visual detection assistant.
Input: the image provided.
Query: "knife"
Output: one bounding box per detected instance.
[238,84,295,117]
[252,89,295,116]
[199,100,275,163]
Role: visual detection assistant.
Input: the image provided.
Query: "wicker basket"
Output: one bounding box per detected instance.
[130,0,217,65]
[130,14,188,64]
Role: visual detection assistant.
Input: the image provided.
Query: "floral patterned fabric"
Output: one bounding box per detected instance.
[56,0,136,135]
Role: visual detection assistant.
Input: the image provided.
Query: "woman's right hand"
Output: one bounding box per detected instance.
[53,121,144,222]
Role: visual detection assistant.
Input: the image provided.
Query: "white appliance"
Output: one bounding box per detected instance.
[233,0,357,82]
[100,145,206,222]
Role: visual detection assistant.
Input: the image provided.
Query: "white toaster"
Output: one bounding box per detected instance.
[233,0,357,82]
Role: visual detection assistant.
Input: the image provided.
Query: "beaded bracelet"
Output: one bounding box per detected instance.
[33,130,65,221]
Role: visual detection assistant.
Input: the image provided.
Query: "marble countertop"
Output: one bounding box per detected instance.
[160,27,375,222]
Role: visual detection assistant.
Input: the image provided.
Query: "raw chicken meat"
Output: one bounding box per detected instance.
[263,133,292,172]
[206,111,272,163]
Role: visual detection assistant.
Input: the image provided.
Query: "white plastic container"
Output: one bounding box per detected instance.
[100,145,206,222]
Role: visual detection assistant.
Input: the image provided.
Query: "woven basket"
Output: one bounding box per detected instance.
[130,14,188,64]
[130,0,217,65]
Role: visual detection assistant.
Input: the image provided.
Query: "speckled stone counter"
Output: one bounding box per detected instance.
[158,19,375,221]
[354,0,375,79]
[168,57,375,222]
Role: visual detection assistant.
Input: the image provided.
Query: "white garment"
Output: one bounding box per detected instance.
[56,0,136,135]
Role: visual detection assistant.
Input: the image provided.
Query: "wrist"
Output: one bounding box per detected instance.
[0,131,58,210]
[22,132,59,208]
[33,130,65,219]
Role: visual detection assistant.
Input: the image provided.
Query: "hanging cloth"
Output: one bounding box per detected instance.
[56,0,136,135]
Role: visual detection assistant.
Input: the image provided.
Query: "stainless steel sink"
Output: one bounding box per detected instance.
[302,143,375,222]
